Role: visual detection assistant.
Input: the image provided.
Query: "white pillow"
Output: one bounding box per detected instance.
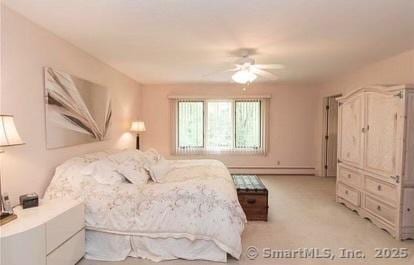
[148,159,172,183]
[117,158,150,185]
[81,159,125,185]
[143,148,162,163]
[108,149,145,164]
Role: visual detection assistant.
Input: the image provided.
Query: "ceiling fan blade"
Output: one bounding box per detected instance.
[203,66,240,77]
[251,68,279,80]
[255,64,285,70]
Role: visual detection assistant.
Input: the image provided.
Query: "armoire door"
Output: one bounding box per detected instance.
[364,92,403,177]
[338,94,364,168]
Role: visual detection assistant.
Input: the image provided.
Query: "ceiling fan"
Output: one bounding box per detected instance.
[216,51,285,84]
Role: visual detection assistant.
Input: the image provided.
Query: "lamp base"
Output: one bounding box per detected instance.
[136,134,140,150]
[0,212,17,226]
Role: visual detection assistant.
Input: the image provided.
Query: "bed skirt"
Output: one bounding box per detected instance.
[85,230,228,262]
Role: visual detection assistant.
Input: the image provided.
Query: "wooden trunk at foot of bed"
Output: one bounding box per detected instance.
[232,175,269,221]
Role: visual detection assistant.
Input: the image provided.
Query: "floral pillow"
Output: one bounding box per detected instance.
[116,158,150,185]
[143,148,162,163]
[81,158,125,185]
[148,158,172,183]
[108,149,145,163]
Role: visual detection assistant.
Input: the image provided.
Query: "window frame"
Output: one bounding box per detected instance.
[173,97,268,155]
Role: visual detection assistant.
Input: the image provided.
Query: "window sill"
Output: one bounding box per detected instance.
[174,150,266,156]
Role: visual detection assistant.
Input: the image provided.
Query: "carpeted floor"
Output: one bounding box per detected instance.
[79,175,414,265]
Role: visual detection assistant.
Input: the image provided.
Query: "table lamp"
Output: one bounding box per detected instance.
[0,115,25,225]
[130,121,145,150]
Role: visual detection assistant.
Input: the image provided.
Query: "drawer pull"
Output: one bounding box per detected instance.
[377,205,382,211]
[247,198,256,204]
[390,175,400,184]
[377,185,382,191]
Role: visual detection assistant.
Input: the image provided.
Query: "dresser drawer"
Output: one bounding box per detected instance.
[46,203,84,254]
[364,176,398,205]
[47,229,85,265]
[402,189,414,227]
[364,195,397,225]
[338,166,362,188]
[337,183,360,206]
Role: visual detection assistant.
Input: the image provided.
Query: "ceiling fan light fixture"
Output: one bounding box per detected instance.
[232,70,257,84]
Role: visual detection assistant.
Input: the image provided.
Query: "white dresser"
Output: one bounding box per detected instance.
[0,199,85,265]
[336,84,414,240]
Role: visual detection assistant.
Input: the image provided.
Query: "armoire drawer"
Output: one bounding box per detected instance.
[402,189,414,227]
[364,195,397,225]
[364,176,398,205]
[338,166,362,188]
[337,183,360,206]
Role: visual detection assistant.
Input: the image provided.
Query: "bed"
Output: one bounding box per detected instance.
[44,149,246,262]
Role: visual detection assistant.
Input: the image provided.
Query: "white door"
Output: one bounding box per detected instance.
[338,94,364,168]
[364,92,403,177]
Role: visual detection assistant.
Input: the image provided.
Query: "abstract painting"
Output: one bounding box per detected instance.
[44,67,112,149]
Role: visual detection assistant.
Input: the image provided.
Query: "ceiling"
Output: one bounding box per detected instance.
[3,0,414,84]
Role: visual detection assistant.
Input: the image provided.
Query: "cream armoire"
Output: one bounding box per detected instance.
[336,84,414,240]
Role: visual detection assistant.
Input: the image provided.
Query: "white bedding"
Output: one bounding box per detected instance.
[44,151,246,262]
[86,230,227,262]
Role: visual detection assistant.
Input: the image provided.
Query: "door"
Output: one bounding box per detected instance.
[323,96,340,177]
[338,94,364,168]
[364,92,403,177]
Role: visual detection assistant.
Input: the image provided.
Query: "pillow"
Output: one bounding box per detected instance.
[81,159,125,185]
[108,149,145,164]
[117,158,150,185]
[143,148,162,163]
[148,159,172,183]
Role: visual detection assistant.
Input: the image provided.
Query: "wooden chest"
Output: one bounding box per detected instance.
[232,175,268,221]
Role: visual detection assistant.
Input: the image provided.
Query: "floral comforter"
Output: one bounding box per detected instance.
[44,153,246,259]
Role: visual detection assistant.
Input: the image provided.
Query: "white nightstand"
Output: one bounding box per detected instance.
[0,198,85,265]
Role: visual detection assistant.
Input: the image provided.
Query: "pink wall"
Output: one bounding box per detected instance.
[141,83,319,174]
[0,7,142,204]
[314,49,414,175]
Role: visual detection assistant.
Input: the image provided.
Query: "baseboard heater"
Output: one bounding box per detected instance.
[228,166,315,176]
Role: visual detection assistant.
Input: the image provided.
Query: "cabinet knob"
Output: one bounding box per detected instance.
[377,185,382,191]
[345,190,349,195]
[390,175,400,184]
[377,205,382,211]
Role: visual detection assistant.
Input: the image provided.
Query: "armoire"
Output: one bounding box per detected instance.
[336,84,414,240]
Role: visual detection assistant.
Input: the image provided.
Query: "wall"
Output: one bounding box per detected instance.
[314,49,414,176]
[141,83,319,175]
[0,7,142,204]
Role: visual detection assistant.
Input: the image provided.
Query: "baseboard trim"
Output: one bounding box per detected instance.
[228,166,315,175]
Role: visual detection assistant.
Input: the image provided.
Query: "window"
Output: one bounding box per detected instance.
[178,101,204,148]
[235,100,261,149]
[175,98,266,154]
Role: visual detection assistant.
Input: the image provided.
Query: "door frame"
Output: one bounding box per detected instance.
[321,94,342,177]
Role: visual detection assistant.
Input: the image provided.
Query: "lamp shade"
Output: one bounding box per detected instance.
[130,121,146,133]
[0,115,24,147]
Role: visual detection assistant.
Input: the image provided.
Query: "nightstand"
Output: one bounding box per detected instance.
[0,198,85,265]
